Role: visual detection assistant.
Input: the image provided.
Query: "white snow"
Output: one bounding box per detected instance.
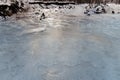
[0,1,11,6]
[25,3,120,21]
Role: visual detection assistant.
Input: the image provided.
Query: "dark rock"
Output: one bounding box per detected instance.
[112,11,115,14]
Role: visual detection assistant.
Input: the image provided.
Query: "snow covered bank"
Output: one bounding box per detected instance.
[0,2,120,21]
[27,3,120,18]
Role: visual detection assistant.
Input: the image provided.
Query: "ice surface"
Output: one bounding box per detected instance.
[0,4,120,80]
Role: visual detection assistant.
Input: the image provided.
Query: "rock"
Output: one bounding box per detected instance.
[40,13,46,20]
[112,11,115,14]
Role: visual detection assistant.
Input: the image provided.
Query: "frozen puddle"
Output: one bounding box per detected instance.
[0,14,120,80]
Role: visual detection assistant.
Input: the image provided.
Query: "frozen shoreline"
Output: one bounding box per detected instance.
[21,3,120,19]
[0,2,120,20]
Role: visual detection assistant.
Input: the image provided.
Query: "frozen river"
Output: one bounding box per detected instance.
[0,14,120,80]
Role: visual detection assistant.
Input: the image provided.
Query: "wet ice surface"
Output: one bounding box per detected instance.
[0,14,120,80]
